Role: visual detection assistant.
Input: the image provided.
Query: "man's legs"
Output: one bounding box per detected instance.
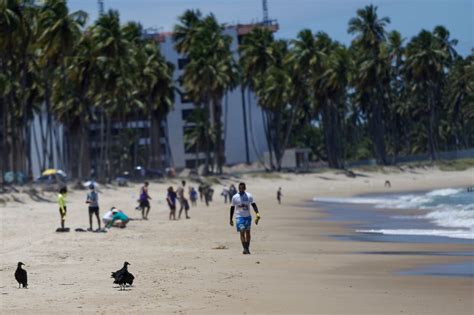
[178,199,184,219]
[240,231,246,254]
[89,212,93,230]
[245,230,251,254]
[145,206,151,219]
[239,230,251,254]
[95,212,101,229]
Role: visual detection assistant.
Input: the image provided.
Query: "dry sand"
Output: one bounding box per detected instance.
[1,167,473,314]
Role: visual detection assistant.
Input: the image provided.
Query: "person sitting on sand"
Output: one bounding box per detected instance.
[86,184,101,231]
[166,186,177,220]
[57,186,68,230]
[106,207,129,229]
[384,180,391,188]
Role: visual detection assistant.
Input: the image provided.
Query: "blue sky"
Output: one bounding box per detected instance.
[68,0,473,56]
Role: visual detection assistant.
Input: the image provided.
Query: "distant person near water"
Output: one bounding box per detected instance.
[57,186,68,230]
[86,184,101,231]
[166,186,177,220]
[277,187,283,204]
[177,180,190,219]
[230,182,261,255]
[139,181,151,220]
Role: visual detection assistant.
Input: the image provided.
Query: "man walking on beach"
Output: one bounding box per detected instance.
[177,180,190,219]
[86,184,101,231]
[230,182,261,254]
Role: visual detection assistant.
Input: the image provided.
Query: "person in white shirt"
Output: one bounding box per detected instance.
[230,182,261,254]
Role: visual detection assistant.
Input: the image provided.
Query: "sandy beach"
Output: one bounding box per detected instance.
[1,167,473,314]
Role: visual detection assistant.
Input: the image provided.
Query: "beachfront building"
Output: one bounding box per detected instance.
[150,22,279,169]
[27,22,278,178]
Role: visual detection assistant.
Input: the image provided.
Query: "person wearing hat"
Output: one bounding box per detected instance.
[86,183,101,231]
[106,207,129,229]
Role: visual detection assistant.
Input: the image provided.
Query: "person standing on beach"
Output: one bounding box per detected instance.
[177,180,190,219]
[167,186,177,220]
[58,186,68,230]
[198,184,204,202]
[86,184,101,231]
[139,182,151,220]
[230,182,261,254]
[189,187,198,206]
[221,187,229,204]
[277,187,282,204]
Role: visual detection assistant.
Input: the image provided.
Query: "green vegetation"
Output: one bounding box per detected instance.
[436,159,474,171]
[1,1,473,183]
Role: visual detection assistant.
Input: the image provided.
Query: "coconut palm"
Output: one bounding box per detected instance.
[38,0,86,170]
[348,4,390,165]
[405,29,447,160]
[173,12,237,174]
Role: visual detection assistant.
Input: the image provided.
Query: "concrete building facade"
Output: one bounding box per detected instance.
[155,23,278,169]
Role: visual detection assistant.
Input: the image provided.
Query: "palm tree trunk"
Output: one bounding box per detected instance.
[247,89,268,170]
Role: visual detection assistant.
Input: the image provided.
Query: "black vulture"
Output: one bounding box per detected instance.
[111,261,134,290]
[14,262,28,289]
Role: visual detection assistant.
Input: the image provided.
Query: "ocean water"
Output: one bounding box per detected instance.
[314,188,474,241]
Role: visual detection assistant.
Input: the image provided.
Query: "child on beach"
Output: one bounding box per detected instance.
[167,186,177,220]
[86,184,101,231]
[57,186,68,230]
[177,180,190,219]
[189,187,198,206]
[139,182,151,220]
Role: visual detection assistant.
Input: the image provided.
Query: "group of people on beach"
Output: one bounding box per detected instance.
[57,185,130,232]
[56,179,271,254]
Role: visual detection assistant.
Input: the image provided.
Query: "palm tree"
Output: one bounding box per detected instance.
[173,12,237,174]
[90,9,131,181]
[38,0,86,171]
[239,27,277,168]
[348,4,390,165]
[405,29,447,160]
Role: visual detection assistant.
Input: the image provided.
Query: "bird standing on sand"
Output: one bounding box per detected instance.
[15,262,28,289]
[111,261,134,290]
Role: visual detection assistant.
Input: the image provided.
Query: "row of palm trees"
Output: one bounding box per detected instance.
[1,1,473,182]
[238,5,473,168]
[1,0,174,182]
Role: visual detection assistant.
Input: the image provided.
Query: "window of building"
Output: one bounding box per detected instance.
[181,92,192,104]
[182,109,195,122]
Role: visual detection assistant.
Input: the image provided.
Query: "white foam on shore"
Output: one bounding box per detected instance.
[357,229,474,240]
[314,187,474,240]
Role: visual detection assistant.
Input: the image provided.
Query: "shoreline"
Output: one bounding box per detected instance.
[1,168,473,314]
